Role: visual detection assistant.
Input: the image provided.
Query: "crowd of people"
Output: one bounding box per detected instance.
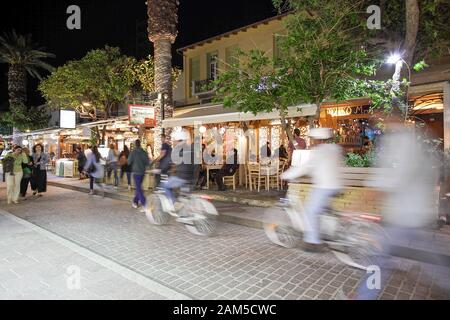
[1,143,48,204]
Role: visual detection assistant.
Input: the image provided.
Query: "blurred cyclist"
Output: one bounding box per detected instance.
[161,130,195,205]
[281,128,343,253]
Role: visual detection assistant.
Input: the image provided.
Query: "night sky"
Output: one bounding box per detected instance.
[0,0,277,110]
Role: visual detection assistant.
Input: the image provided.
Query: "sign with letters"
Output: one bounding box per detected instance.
[128,105,156,127]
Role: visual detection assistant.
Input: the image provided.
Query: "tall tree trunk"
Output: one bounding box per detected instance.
[8,65,27,145]
[153,38,174,157]
[279,108,294,146]
[404,0,420,66]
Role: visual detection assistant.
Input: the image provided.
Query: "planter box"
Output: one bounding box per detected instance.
[288,167,438,216]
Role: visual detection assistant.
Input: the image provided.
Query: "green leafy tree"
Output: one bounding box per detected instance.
[39,46,135,120]
[215,0,374,142]
[216,0,449,141]
[40,48,180,119]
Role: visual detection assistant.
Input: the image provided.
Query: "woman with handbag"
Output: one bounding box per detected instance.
[31,143,49,197]
[20,147,34,198]
[84,146,105,196]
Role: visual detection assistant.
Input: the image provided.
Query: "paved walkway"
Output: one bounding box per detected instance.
[0,209,189,300]
[47,175,450,260]
[0,184,449,300]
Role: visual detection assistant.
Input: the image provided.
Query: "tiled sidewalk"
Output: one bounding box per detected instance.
[0,210,188,300]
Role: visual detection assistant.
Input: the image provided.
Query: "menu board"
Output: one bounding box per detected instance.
[128,105,156,126]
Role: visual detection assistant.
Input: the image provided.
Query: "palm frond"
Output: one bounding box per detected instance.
[0,29,55,78]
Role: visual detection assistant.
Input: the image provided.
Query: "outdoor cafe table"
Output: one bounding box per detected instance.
[205,164,223,190]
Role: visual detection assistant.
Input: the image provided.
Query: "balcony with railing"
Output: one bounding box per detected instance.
[192,78,216,100]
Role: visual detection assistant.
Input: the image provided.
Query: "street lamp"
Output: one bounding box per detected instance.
[386,53,402,65]
[386,53,411,119]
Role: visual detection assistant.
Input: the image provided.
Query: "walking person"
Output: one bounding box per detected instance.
[20,147,34,198]
[106,143,119,189]
[75,146,87,179]
[84,146,105,196]
[119,145,132,190]
[4,145,30,204]
[128,139,150,210]
[31,143,49,197]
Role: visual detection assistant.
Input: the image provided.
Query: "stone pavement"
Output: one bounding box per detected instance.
[47,174,450,260]
[0,184,449,300]
[0,209,189,300]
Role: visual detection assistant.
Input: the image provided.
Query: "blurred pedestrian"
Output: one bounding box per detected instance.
[128,139,150,210]
[76,146,87,180]
[106,143,119,189]
[119,145,132,190]
[84,146,105,196]
[352,109,445,300]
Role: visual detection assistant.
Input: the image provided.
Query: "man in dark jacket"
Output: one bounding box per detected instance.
[215,148,239,191]
[128,139,150,210]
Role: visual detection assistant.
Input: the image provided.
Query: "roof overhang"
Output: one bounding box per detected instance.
[162,104,317,128]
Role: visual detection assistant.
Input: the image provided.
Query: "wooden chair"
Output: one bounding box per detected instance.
[223,172,237,191]
[265,160,283,191]
[247,163,267,192]
[279,160,289,190]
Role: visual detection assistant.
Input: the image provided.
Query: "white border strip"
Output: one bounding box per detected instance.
[0,209,191,300]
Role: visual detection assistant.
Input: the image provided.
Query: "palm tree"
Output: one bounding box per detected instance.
[147,0,179,153]
[0,30,55,143]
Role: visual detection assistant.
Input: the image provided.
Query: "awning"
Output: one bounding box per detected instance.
[162,104,317,128]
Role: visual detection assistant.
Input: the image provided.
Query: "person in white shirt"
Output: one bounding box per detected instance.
[281,128,343,252]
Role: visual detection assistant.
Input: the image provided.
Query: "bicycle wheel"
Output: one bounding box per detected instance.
[334,221,383,270]
[145,194,170,225]
[263,206,299,249]
[183,198,218,236]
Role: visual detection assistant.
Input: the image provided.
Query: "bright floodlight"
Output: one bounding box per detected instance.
[387,54,401,64]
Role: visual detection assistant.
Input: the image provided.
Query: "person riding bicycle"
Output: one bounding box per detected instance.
[161,130,195,205]
[281,128,343,253]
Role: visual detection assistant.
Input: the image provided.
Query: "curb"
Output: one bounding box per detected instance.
[48,181,270,230]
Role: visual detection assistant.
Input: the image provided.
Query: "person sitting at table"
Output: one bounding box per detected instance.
[275,144,289,161]
[214,148,239,191]
[260,141,272,165]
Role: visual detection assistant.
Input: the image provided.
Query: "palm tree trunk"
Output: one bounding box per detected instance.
[153,38,174,156]
[8,65,27,145]
[404,0,420,66]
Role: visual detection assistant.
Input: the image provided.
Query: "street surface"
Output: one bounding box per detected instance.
[0,183,449,300]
